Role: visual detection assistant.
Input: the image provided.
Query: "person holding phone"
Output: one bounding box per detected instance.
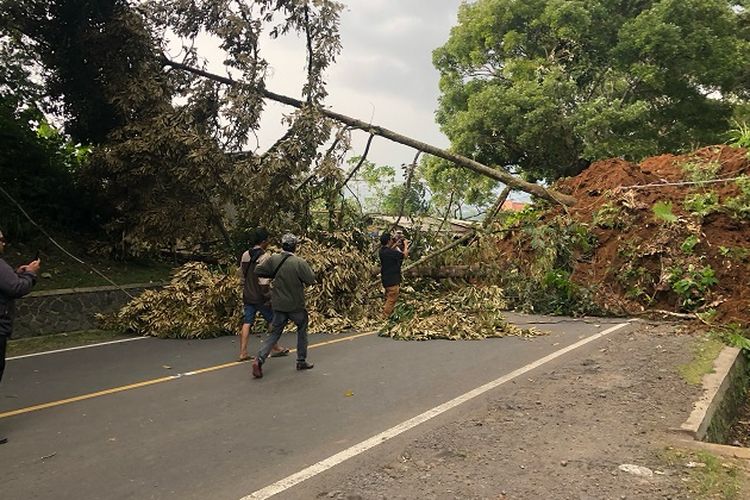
[379,230,409,318]
[0,229,40,444]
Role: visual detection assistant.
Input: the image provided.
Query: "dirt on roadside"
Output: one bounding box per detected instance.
[314,323,749,499]
[557,146,750,324]
[489,145,750,325]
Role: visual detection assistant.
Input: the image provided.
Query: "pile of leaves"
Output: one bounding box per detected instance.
[105,230,550,341]
[297,234,380,333]
[102,262,241,339]
[105,233,381,338]
[380,282,543,341]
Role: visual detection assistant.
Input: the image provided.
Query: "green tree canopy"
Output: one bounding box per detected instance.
[433,0,750,183]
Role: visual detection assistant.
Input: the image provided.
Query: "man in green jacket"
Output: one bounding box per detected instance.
[252,233,316,378]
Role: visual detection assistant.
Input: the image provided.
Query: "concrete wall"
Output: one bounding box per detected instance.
[705,353,749,444]
[13,283,163,338]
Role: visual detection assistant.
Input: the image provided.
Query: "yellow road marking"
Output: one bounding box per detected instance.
[0,330,377,419]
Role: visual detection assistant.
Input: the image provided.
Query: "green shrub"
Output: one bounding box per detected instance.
[724,175,750,219]
[666,264,718,312]
[592,202,626,229]
[680,235,700,254]
[680,159,721,183]
[652,201,678,223]
[727,121,750,149]
[684,192,719,217]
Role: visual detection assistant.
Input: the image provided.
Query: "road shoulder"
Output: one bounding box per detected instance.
[306,322,748,499]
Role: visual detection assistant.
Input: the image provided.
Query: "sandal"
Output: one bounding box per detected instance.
[238,355,252,362]
[270,348,290,358]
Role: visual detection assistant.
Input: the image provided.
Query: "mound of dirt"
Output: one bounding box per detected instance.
[565,145,749,323]
[497,145,750,324]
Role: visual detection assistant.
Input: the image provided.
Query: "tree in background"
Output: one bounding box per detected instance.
[0,31,102,240]
[348,157,430,216]
[1,0,346,253]
[433,0,750,185]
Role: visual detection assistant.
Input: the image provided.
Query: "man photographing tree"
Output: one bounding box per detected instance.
[379,231,408,318]
[0,229,40,445]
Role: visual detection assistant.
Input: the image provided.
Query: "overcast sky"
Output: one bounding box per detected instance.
[193,0,464,171]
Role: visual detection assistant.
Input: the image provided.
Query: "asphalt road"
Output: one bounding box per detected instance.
[0,314,631,499]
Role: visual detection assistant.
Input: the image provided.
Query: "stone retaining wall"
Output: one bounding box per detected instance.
[13,283,163,338]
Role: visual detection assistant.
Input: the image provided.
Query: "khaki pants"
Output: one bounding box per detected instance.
[383,285,400,318]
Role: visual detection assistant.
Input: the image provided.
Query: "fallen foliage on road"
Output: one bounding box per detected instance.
[106,145,750,340]
[380,282,544,340]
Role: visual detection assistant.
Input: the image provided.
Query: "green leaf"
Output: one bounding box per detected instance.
[652,201,677,223]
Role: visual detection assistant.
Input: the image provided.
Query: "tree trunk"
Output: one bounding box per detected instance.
[404,264,485,279]
[162,59,577,207]
[483,186,512,229]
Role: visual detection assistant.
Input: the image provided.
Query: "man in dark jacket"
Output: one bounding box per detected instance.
[379,230,409,318]
[238,228,288,362]
[251,233,316,378]
[0,229,40,444]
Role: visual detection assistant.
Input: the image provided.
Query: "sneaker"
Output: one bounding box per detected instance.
[252,359,263,378]
[0,437,7,445]
[296,361,314,371]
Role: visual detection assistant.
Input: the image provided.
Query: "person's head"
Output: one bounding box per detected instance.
[281,233,298,253]
[0,229,5,254]
[380,231,392,247]
[255,227,269,248]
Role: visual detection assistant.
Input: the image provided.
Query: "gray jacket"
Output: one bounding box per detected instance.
[0,258,37,338]
[255,252,316,313]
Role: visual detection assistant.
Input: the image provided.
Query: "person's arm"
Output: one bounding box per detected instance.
[256,253,272,299]
[254,254,274,278]
[299,259,316,286]
[401,239,409,259]
[0,259,37,298]
[238,252,250,282]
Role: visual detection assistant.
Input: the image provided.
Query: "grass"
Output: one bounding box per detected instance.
[7,330,135,357]
[679,334,725,385]
[661,448,745,499]
[2,237,175,291]
[31,260,175,291]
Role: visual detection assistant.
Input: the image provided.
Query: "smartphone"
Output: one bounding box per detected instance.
[34,250,40,261]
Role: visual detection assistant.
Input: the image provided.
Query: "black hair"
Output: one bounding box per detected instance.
[380,231,391,246]
[246,228,258,246]
[282,241,296,252]
[255,227,269,244]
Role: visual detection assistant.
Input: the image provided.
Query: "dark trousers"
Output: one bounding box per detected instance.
[0,335,6,383]
[257,310,309,364]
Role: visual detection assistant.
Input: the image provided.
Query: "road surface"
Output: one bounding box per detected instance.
[0,313,631,499]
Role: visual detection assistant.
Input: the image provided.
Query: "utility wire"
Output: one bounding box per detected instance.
[619,176,745,190]
[0,185,135,299]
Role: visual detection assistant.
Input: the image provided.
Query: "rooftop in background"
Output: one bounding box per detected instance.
[370,214,478,235]
[501,200,527,212]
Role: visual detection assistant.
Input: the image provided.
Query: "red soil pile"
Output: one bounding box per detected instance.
[512,146,750,324]
[563,145,749,323]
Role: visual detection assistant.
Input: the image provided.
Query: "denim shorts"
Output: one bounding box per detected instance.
[243,303,274,325]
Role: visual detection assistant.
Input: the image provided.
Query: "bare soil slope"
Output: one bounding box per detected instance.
[500,145,750,323]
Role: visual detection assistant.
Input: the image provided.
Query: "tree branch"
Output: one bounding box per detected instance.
[482,186,512,229]
[161,58,576,206]
[337,132,375,191]
[393,150,422,229]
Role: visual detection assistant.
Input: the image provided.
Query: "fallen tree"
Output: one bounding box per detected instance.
[162,59,576,207]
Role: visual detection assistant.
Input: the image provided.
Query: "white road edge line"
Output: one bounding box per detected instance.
[241,321,633,500]
[7,336,150,360]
